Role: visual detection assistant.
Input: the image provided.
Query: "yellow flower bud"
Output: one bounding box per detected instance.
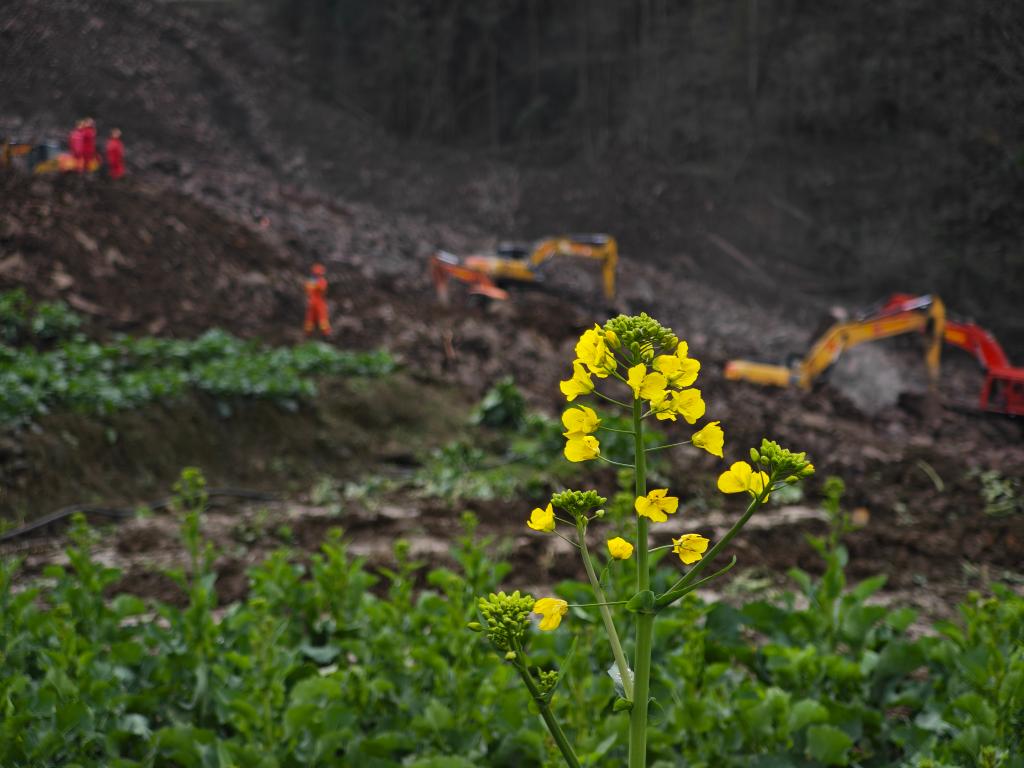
[606,537,634,560]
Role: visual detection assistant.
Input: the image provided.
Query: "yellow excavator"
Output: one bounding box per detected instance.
[1,139,97,174]
[430,234,618,303]
[725,294,946,389]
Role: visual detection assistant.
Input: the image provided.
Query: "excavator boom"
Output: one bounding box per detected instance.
[797,298,944,388]
[725,293,1023,417]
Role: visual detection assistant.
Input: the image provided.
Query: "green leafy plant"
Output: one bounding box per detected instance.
[0,326,394,426]
[472,376,527,430]
[0,469,1022,766]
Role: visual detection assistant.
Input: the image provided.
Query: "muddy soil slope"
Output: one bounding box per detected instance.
[1,0,1022,605]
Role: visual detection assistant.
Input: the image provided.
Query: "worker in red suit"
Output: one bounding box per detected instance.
[69,120,84,171]
[105,129,125,179]
[80,118,97,172]
[304,263,331,337]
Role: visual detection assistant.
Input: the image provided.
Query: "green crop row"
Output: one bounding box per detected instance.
[0,473,1020,768]
[0,326,394,426]
[0,288,83,346]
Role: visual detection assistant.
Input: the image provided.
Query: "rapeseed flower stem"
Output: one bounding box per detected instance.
[513,649,582,768]
[664,489,769,599]
[657,556,738,609]
[597,455,634,469]
[629,396,653,768]
[577,518,634,701]
[645,439,692,453]
[593,390,632,408]
[598,425,635,434]
[552,530,581,549]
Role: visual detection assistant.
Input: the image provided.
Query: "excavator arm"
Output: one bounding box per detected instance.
[943,320,1024,416]
[528,235,618,301]
[725,294,946,390]
[429,252,509,304]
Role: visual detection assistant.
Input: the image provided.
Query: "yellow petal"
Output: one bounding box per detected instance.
[626,364,647,399]
[639,372,668,401]
[750,471,771,498]
[717,461,753,493]
[672,389,706,424]
[673,357,701,387]
[534,597,568,631]
[634,491,676,522]
[653,355,680,378]
[564,435,600,462]
[527,503,555,532]
[673,533,710,564]
[560,404,599,434]
[691,421,724,458]
[559,361,594,402]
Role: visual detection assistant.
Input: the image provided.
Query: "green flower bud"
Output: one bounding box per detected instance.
[537,668,560,697]
[467,622,483,632]
[750,447,760,463]
[551,489,607,519]
[477,591,536,652]
[504,651,517,661]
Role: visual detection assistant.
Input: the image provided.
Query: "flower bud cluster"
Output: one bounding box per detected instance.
[477,591,535,652]
[536,669,560,698]
[752,439,815,482]
[551,489,607,521]
[604,313,678,363]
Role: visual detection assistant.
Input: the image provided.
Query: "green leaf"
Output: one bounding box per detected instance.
[950,693,997,728]
[299,643,341,664]
[626,590,656,614]
[850,574,887,600]
[805,724,853,765]
[788,699,829,732]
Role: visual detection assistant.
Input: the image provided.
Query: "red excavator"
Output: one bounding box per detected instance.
[725,293,1024,417]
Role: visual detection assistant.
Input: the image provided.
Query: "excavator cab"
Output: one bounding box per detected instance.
[495,242,532,260]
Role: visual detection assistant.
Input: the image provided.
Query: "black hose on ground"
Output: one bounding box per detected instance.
[0,488,277,544]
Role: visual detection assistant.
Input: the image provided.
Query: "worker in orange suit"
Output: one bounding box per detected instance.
[80,118,97,172]
[105,129,125,179]
[69,120,84,171]
[304,263,331,337]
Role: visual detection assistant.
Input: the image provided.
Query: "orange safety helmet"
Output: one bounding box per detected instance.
[311,263,326,276]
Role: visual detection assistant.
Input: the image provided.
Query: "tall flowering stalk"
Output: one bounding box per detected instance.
[472,313,814,768]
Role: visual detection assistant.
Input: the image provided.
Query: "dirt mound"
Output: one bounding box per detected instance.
[0,173,300,338]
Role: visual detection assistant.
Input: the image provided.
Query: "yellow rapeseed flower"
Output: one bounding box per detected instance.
[564,435,600,462]
[559,361,594,401]
[653,343,700,387]
[575,326,616,378]
[717,461,770,499]
[650,390,677,421]
[626,364,668,401]
[533,597,568,631]
[691,421,724,458]
[606,537,634,560]
[670,389,705,424]
[634,488,679,523]
[527,503,556,532]
[672,533,710,564]
[561,405,600,437]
